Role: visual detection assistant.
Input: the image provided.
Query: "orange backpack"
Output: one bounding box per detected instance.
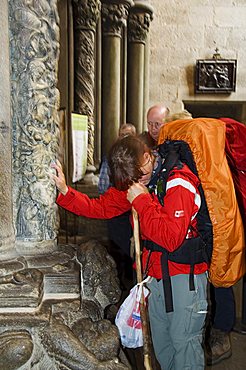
[158,117,245,287]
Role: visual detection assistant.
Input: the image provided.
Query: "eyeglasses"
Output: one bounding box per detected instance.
[147,121,164,129]
[140,156,151,169]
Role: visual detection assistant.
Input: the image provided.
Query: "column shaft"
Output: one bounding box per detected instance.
[101,0,133,156]
[127,43,145,133]
[9,0,61,254]
[102,36,121,154]
[127,1,153,133]
[0,0,15,256]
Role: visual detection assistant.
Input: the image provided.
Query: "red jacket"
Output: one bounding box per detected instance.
[57,164,207,279]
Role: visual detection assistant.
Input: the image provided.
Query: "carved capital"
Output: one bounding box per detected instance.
[102,0,134,37]
[72,0,101,31]
[128,1,153,44]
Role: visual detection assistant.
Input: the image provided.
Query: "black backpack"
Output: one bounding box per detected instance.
[144,140,213,312]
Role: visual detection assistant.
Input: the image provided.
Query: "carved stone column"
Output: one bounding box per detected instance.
[127,0,153,133]
[72,0,101,172]
[101,0,134,156]
[144,35,150,128]
[0,1,15,257]
[9,0,61,254]
[0,3,129,369]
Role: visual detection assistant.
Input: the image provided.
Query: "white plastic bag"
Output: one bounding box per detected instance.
[115,278,150,348]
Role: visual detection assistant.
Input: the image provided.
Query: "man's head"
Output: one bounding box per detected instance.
[147,104,170,142]
[118,123,136,139]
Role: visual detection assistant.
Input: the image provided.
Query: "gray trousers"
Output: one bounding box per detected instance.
[146,273,207,370]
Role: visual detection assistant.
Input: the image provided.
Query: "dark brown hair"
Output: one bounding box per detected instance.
[108,136,150,191]
[138,131,156,149]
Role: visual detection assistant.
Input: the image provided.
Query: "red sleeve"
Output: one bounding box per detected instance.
[57,186,131,219]
[132,174,200,252]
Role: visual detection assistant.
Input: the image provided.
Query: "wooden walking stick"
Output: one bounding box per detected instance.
[132,207,153,370]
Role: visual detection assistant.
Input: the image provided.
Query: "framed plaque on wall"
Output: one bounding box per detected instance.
[195,59,237,94]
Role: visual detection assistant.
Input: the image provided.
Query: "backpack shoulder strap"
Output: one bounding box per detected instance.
[148,141,182,206]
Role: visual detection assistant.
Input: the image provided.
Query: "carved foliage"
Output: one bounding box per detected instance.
[72,0,101,31]
[9,0,60,242]
[128,11,153,43]
[102,3,130,37]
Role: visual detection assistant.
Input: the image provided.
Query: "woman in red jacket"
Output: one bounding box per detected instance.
[52,136,208,370]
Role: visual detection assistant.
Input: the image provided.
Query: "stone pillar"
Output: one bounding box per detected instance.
[121,26,128,126]
[0,0,15,257]
[72,0,101,171]
[9,0,61,255]
[127,0,153,133]
[101,0,134,156]
[0,3,129,369]
[143,35,150,130]
[94,18,102,167]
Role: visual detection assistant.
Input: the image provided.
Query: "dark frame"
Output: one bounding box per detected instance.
[195,59,237,94]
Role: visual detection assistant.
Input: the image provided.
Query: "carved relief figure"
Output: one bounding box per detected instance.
[200,63,230,89]
[9,0,60,244]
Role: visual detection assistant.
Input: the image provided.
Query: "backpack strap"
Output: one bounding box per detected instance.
[161,251,173,312]
[148,146,181,206]
[143,237,206,312]
[143,240,174,312]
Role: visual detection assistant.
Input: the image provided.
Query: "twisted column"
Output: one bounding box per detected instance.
[72,0,101,167]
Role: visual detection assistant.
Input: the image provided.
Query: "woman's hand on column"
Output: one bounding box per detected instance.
[50,160,68,196]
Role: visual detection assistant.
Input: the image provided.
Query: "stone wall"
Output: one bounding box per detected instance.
[147,0,246,118]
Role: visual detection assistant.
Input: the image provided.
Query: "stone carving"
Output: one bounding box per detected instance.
[41,318,127,370]
[0,241,128,369]
[0,330,33,370]
[72,0,101,30]
[0,120,9,135]
[4,1,130,368]
[71,318,120,361]
[101,2,132,37]
[9,0,60,248]
[200,63,231,89]
[39,241,126,369]
[78,240,121,313]
[128,11,153,44]
[73,0,101,167]
[0,268,43,308]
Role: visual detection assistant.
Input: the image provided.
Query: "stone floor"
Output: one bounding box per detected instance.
[122,329,246,369]
[206,330,246,370]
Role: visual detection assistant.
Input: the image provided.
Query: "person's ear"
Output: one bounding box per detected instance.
[143,152,150,162]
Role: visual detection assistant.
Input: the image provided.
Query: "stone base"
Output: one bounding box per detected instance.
[0,235,16,259]
[15,239,59,256]
[0,240,127,370]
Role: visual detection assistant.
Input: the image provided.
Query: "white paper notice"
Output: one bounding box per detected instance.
[71,113,88,183]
